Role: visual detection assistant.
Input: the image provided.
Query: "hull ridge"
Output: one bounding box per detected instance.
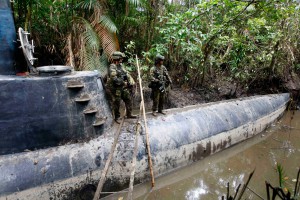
[0,93,289,200]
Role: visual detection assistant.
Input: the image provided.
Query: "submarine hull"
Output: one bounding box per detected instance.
[0,93,289,199]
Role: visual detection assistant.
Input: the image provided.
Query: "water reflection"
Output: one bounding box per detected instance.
[104,111,300,200]
[185,180,208,199]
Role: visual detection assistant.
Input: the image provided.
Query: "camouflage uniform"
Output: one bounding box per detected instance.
[149,55,172,114]
[108,53,135,120]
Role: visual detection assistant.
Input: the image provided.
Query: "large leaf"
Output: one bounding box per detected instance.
[76,0,100,10]
[99,15,118,33]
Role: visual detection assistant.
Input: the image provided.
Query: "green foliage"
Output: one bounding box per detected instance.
[123,41,150,80]
[13,0,119,73]
[145,0,300,88]
[124,41,137,72]
[274,163,300,200]
[12,0,300,89]
[277,163,285,188]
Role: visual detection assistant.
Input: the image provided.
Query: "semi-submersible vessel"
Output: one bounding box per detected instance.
[0,0,290,199]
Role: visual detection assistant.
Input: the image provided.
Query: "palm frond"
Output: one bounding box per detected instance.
[81,47,107,72]
[64,4,118,74]
[82,28,100,51]
[76,0,100,11]
[74,17,101,51]
[78,41,97,71]
[84,50,97,70]
[99,15,118,33]
[98,53,109,74]
[94,16,118,53]
[95,23,118,62]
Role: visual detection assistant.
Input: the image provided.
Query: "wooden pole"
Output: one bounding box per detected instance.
[127,104,143,200]
[93,115,125,200]
[135,55,155,188]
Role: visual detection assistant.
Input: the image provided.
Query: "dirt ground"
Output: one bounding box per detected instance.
[132,75,249,110]
[133,82,239,111]
[132,73,300,111]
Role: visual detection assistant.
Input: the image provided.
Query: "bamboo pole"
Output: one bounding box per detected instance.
[93,115,125,200]
[135,55,155,187]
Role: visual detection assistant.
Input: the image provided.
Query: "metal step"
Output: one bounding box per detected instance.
[83,107,97,114]
[93,117,107,126]
[67,80,84,89]
[75,94,90,103]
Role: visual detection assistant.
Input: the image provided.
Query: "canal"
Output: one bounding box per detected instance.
[105,110,300,199]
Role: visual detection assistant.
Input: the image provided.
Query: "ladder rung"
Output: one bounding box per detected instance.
[115,149,134,152]
[106,173,131,176]
[119,133,135,136]
[111,160,133,162]
[100,191,128,194]
[119,139,135,141]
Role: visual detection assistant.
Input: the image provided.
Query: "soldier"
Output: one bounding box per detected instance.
[108,51,137,123]
[149,54,172,116]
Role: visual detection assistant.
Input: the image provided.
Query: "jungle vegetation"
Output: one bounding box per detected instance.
[11,0,300,93]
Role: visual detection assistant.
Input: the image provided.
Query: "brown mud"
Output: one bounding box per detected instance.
[133,73,300,111]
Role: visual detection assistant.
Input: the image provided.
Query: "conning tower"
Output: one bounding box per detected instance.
[0,0,113,155]
[0,0,16,75]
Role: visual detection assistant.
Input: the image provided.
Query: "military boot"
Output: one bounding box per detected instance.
[158,110,166,115]
[152,111,157,116]
[114,117,121,124]
[127,114,137,119]
[126,111,137,119]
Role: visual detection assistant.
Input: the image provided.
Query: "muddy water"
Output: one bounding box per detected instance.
[105,111,300,200]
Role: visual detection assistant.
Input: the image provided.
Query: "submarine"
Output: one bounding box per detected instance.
[0,0,290,199]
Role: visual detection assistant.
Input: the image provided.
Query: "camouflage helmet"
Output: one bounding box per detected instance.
[111,51,122,60]
[155,54,165,64]
[155,54,165,61]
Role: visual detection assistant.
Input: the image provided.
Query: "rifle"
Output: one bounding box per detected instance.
[158,74,166,93]
[150,68,171,93]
